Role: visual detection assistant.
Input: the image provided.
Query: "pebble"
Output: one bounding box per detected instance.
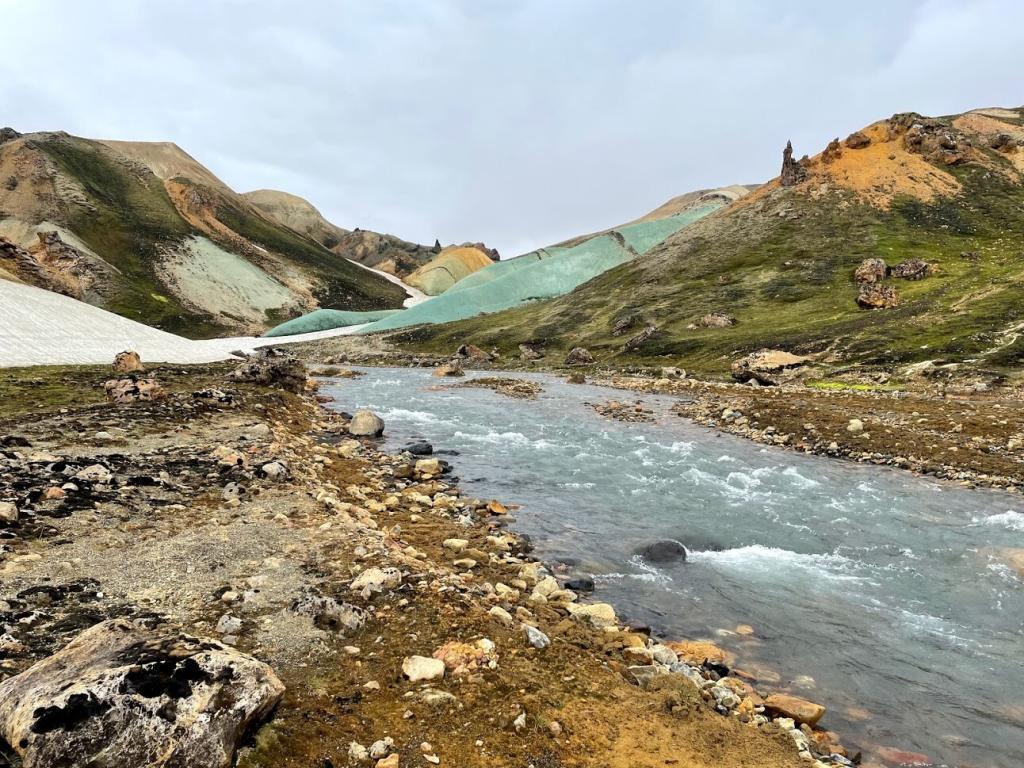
[0,502,18,523]
[369,737,394,759]
[402,655,445,682]
[522,623,550,649]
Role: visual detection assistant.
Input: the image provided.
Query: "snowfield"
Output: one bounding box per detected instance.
[0,280,364,367]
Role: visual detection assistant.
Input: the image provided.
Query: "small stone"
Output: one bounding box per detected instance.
[0,501,18,523]
[522,624,550,649]
[349,742,370,762]
[221,591,239,603]
[216,614,243,634]
[403,655,445,682]
[453,558,477,570]
[489,606,514,626]
[847,418,864,434]
[376,755,399,768]
[442,538,469,552]
[261,461,288,481]
[513,712,527,732]
[369,737,394,759]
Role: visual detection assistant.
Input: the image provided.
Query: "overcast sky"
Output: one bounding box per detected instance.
[2,0,1022,255]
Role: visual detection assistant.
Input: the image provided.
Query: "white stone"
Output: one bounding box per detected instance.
[402,655,445,682]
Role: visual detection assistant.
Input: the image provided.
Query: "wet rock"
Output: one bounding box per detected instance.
[0,618,284,768]
[564,347,594,366]
[565,601,617,628]
[636,540,687,563]
[402,655,445,682]
[857,283,899,309]
[406,441,433,455]
[763,693,826,726]
[566,372,586,384]
[0,501,18,523]
[854,258,888,284]
[873,746,934,767]
[563,577,595,593]
[349,409,385,437]
[432,361,464,377]
[104,377,167,404]
[666,640,734,668]
[229,348,307,392]
[730,349,809,386]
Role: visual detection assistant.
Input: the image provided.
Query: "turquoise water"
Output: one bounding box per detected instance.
[325,368,1024,768]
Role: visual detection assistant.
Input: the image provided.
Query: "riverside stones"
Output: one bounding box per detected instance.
[432,361,464,377]
[636,540,687,563]
[349,409,385,437]
[763,693,826,726]
[730,349,809,386]
[0,619,284,768]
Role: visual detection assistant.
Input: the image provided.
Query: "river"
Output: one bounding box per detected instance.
[324,368,1024,768]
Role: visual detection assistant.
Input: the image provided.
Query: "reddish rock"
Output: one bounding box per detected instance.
[763,693,826,726]
[874,745,934,767]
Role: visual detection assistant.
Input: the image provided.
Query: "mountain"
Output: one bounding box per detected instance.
[404,244,499,295]
[393,107,1024,376]
[0,130,407,337]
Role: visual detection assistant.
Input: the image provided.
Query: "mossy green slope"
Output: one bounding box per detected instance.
[2,132,406,337]
[392,109,1024,377]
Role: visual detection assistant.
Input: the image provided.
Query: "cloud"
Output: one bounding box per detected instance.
[1,0,1021,255]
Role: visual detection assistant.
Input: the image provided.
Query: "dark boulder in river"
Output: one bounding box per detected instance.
[564,577,595,593]
[406,441,433,455]
[636,540,687,563]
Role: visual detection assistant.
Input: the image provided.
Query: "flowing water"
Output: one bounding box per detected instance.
[325,368,1024,767]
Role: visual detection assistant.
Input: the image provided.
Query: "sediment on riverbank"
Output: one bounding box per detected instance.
[0,361,840,768]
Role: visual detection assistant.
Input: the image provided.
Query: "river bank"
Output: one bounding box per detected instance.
[0,360,831,768]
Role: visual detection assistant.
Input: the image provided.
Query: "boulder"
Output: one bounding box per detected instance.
[112,350,145,373]
[623,325,658,352]
[845,130,872,149]
[350,567,403,597]
[763,693,826,726]
[665,640,734,667]
[0,619,284,768]
[229,348,307,392]
[611,315,636,336]
[349,409,385,437]
[415,458,443,476]
[456,344,492,361]
[636,540,687,563]
[566,372,586,384]
[857,283,899,309]
[730,349,809,386]
[698,312,735,328]
[564,347,594,366]
[518,343,544,360]
[565,602,617,628]
[432,361,465,377]
[104,378,167,404]
[853,258,888,284]
[890,258,931,280]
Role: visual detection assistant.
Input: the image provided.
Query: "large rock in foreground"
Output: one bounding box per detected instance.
[730,349,809,385]
[0,619,284,768]
[349,409,385,437]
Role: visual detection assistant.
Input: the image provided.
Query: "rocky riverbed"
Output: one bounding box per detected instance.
[0,357,842,768]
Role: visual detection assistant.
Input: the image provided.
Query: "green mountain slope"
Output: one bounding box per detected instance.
[0,131,406,337]
[392,107,1024,377]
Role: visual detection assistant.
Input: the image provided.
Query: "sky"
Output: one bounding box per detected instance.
[2,0,1022,256]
